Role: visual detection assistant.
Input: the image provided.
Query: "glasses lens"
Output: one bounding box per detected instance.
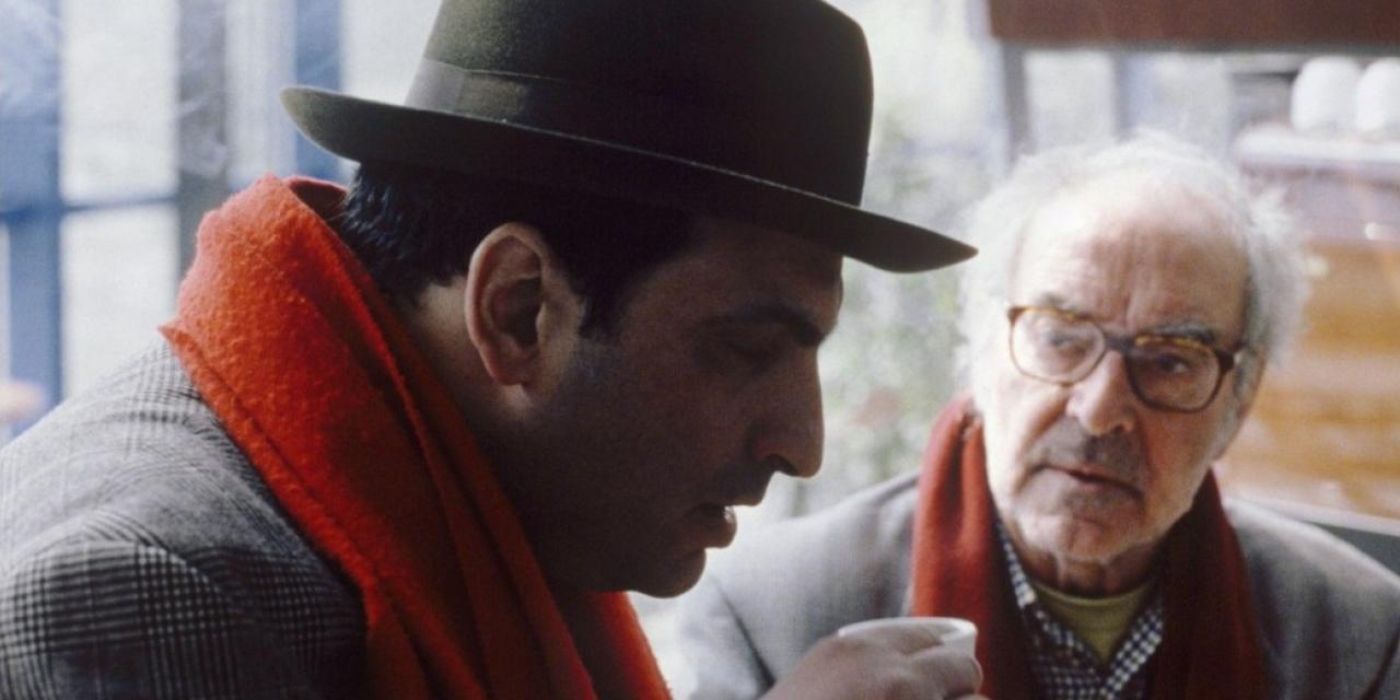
[1011,308,1102,381]
[1126,338,1220,410]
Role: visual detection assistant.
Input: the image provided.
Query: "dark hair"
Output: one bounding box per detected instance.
[336,161,696,338]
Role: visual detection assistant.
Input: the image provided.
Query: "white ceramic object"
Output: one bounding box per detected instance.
[836,616,978,656]
[1357,58,1400,135]
[1291,56,1362,133]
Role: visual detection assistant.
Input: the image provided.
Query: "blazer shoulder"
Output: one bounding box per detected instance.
[688,473,921,682]
[709,471,919,608]
[1228,500,1400,609]
[0,538,358,698]
[1227,500,1400,699]
[0,343,364,697]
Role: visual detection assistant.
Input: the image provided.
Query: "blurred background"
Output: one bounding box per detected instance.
[3,1,1398,694]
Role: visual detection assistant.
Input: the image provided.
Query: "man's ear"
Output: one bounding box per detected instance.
[463,222,577,387]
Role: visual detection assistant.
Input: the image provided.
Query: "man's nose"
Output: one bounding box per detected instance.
[747,365,824,479]
[1066,351,1137,437]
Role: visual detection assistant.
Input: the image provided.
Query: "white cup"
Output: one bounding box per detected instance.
[836,616,978,656]
[1357,58,1400,135]
[1291,56,1362,132]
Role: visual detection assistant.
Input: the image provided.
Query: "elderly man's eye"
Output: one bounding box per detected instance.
[1045,331,1092,356]
[1156,355,1191,374]
[1137,347,1205,377]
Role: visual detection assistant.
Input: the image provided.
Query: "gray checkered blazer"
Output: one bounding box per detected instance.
[0,342,365,698]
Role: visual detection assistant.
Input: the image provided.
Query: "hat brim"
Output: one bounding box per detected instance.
[282,87,975,272]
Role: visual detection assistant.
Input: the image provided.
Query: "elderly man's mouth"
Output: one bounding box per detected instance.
[1045,465,1140,494]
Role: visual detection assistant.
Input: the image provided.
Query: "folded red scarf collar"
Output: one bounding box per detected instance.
[161,175,669,699]
[909,396,1268,699]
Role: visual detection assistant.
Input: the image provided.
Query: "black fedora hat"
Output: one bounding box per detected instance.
[282,0,974,272]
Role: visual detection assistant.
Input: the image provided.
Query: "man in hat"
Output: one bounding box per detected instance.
[0,0,985,697]
[678,134,1400,699]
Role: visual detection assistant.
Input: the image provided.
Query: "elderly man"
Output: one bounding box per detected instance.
[679,134,1400,699]
[0,1,985,697]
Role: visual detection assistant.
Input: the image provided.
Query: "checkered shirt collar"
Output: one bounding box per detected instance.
[995,520,1166,699]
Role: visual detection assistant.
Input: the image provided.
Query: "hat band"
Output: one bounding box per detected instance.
[405,58,865,204]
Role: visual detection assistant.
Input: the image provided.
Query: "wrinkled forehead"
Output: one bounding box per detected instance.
[1011,174,1249,338]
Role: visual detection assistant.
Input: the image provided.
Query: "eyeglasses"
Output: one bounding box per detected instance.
[1007,305,1244,413]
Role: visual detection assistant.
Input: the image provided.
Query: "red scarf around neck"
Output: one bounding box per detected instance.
[161,175,670,699]
[909,396,1268,699]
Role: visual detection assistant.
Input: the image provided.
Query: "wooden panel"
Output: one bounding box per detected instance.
[988,0,1400,46]
[1221,136,1400,523]
[1220,236,1400,520]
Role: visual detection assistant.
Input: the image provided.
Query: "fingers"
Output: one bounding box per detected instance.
[912,645,983,697]
[834,628,983,698]
[769,629,983,700]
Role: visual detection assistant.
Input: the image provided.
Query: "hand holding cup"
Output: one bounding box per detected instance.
[764,616,983,700]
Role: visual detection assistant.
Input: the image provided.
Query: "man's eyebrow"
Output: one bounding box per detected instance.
[1031,294,1221,344]
[706,302,831,347]
[1143,321,1218,345]
[1031,293,1088,318]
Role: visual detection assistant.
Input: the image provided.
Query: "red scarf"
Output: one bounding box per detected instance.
[909,396,1268,699]
[161,176,670,699]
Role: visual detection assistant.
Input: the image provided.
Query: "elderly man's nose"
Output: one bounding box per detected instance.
[1067,352,1136,436]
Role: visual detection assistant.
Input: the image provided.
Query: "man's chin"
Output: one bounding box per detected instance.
[627,549,708,598]
[1021,515,1135,563]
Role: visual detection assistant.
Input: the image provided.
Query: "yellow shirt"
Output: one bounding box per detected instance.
[1030,579,1156,663]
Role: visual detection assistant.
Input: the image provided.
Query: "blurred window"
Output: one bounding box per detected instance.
[1,0,345,424]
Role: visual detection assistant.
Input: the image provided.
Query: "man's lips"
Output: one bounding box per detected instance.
[690,485,767,549]
[694,503,739,547]
[1044,464,1140,493]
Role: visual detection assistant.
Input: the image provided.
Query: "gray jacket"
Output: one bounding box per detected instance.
[678,472,1400,699]
[0,343,364,698]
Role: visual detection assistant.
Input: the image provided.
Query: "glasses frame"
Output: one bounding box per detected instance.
[1006,305,1245,413]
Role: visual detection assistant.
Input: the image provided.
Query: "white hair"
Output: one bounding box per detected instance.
[955,132,1308,401]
